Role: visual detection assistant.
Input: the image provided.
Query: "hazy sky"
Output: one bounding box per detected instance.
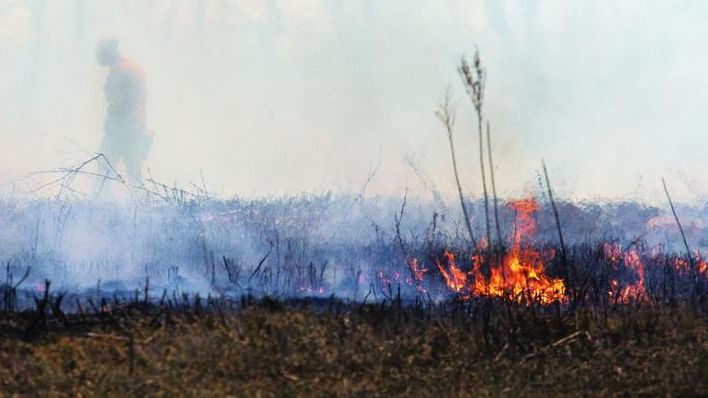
[1,0,707,203]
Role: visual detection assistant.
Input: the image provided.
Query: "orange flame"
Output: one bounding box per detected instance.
[691,252,708,278]
[618,249,646,302]
[672,252,708,278]
[426,200,704,304]
[436,250,467,292]
[604,244,646,303]
[434,198,566,304]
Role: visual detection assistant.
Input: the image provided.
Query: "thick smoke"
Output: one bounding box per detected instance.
[0,189,704,304]
[2,1,708,201]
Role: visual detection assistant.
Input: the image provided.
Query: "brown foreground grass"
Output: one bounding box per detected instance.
[0,298,706,397]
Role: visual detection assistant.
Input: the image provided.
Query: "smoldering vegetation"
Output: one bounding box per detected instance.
[0,189,705,308]
[0,188,706,397]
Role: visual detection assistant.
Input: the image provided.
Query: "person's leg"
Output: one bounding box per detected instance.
[95,134,122,196]
[98,133,123,174]
[123,150,144,185]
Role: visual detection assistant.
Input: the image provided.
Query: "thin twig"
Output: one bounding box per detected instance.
[662,177,697,290]
[436,89,477,248]
[486,121,503,247]
[542,160,571,282]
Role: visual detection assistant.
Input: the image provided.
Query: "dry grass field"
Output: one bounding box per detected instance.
[0,296,705,397]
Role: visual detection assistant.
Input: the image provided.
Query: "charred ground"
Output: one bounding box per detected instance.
[0,292,706,397]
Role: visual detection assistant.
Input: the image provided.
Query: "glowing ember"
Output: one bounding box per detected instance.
[671,252,708,278]
[603,242,622,266]
[692,252,708,278]
[408,258,427,282]
[672,257,691,275]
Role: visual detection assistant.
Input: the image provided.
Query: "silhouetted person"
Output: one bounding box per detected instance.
[96,39,150,183]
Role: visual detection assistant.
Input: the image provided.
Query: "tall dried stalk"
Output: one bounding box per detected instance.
[459,49,491,250]
[661,177,698,294]
[486,121,503,246]
[436,91,477,249]
[542,160,571,282]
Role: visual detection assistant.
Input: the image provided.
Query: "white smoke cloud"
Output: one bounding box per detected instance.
[0,0,707,204]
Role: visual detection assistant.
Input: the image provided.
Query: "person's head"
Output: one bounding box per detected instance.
[95,38,121,67]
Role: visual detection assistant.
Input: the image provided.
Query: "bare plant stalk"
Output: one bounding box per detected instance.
[459,49,491,250]
[542,160,571,281]
[436,92,477,249]
[486,121,503,247]
[394,188,409,259]
[661,178,696,289]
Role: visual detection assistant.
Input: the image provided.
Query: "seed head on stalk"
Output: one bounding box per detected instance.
[459,48,492,252]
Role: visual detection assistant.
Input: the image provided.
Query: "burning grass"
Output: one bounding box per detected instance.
[0,296,706,397]
[2,178,708,396]
[434,199,567,304]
